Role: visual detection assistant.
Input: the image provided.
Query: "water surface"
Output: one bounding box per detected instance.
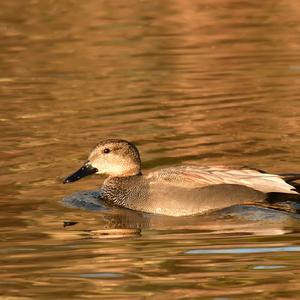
[1,0,300,299]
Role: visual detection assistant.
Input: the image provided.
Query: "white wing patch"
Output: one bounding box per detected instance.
[147,165,298,194]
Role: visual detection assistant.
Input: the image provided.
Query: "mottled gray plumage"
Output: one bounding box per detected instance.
[64,139,300,216]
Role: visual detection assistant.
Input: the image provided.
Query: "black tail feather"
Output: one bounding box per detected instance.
[279,173,300,182]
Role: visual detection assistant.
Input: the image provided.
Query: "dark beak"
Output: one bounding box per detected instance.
[63,161,98,184]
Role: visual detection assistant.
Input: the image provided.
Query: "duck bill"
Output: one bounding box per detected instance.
[63,162,98,184]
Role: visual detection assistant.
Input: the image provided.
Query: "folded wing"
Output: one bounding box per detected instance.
[147,165,298,194]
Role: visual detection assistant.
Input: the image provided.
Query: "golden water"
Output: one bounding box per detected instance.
[1,1,300,298]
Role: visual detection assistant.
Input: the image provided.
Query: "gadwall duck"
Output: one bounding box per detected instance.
[63,139,300,216]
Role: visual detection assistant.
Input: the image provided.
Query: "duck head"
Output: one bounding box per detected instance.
[63,139,141,183]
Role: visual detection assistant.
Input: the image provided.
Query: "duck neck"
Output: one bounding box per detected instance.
[108,165,141,177]
[101,174,144,207]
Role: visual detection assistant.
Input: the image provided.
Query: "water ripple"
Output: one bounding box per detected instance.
[186,246,300,255]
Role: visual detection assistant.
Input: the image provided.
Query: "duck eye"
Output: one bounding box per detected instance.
[103,148,110,154]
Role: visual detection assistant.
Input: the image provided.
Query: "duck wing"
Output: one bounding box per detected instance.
[147,165,298,195]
